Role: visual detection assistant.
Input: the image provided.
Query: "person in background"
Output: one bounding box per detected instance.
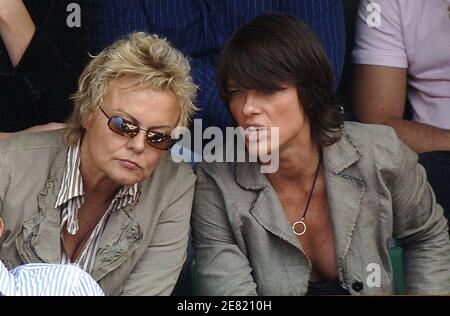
[0,0,88,137]
[352,0,450,221]
[0,216,104,296]
[0,32,197,295]
[191,13,450,296]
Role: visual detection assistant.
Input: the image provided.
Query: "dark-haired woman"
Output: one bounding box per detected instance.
[191,13,450,295]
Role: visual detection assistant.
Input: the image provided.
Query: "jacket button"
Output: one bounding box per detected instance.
[352,281,364,292]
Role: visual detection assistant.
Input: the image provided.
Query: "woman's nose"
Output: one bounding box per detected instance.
[126,130,146,153]
[242,92,262,117]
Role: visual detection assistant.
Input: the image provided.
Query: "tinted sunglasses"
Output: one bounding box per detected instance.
[99,107,182,150]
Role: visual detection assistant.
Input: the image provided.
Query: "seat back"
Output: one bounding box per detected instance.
[388,246,406,294]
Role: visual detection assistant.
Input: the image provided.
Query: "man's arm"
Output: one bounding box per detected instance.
[352,64,450,153]
[0,0,35,67]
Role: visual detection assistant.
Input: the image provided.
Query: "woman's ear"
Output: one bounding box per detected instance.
[82,110,98,130]
[0,217,4,238]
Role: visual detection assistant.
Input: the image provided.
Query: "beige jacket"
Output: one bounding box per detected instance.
[0,129,196,295]
[192,122,450,295]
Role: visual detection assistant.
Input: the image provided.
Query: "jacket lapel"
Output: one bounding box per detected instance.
[16,144,68,264]
[234,162,302,251]
[90,199,143,281]
[323,133,365,267]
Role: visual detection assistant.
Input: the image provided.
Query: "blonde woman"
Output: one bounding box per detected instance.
[0,32,197,295]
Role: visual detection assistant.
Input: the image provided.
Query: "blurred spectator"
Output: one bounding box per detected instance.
[0,0,89,135]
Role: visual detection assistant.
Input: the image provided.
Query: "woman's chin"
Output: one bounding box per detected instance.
[109,172,143,186]
[245,140,274,159]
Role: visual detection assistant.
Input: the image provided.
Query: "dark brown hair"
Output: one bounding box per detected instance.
[217,13,343,148]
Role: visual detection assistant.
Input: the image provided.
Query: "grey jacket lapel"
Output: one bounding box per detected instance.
[323,133,365,265]
[234,132,366,260]
[234,162,301,250]
[91,197,143,281]
[16,145,68,264]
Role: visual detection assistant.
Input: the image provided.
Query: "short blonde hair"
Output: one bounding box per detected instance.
[65,32,198,146]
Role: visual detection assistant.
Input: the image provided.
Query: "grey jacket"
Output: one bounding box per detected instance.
[192,122,450,295]
[0,129,196,295]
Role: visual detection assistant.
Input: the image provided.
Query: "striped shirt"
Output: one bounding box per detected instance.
[0,261,104,296]
[56,142,138,273]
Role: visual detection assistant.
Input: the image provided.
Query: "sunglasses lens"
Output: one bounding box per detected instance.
[104,110,180,150]
[147,132,181,150]
[108,116,139,137]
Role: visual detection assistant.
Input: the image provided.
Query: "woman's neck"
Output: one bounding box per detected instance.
[268,127,321,185]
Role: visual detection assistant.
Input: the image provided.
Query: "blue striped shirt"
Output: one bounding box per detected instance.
[0,261,104,296]
[90,0,345,129]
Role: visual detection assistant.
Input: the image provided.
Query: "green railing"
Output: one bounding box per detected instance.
[389,246,406,294]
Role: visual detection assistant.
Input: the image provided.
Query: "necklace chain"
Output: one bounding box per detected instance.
[292,154,322,236]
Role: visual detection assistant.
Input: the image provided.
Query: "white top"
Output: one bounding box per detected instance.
[352,0,450,129]
[0,261,104,296]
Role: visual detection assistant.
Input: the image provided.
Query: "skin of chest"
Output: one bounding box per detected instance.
[274,175,338,281]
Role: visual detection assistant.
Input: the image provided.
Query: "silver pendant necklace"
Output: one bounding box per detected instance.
[292,154,322,236]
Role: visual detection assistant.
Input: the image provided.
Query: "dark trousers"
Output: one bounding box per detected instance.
[419,151,450,225]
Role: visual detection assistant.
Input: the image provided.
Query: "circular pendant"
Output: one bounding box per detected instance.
[292,220,307,236]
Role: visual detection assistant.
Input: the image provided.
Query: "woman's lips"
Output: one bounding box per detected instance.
[119,159,141,170]
[243,126,269,140]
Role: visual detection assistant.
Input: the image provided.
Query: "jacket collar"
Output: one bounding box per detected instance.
[322,133,362,174]
[233,131,365,264]
[29,142,69,264]
[234,131,361,189]
[321,133,365,268]
[90,199,143,280]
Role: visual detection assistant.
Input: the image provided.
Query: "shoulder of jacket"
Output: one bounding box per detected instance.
[343,121,400,151]
[0,129,65,155]
[156,153,196,181]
